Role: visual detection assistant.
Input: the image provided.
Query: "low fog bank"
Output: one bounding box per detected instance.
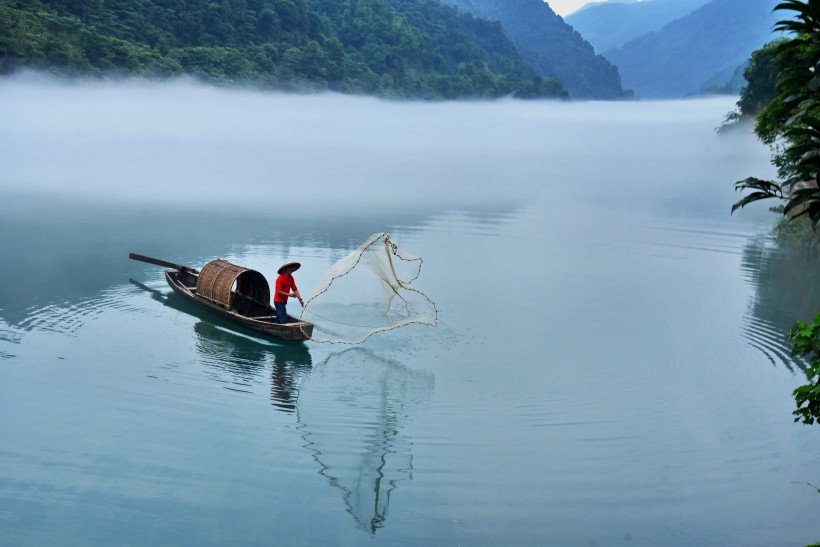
[0,73,775,221]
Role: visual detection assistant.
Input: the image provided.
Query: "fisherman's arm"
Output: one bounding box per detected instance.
[292,284,304,307]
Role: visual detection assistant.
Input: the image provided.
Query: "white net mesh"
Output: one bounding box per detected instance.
[299,233,437,344]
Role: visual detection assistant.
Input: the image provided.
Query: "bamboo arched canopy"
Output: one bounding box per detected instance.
[196,259,270,309]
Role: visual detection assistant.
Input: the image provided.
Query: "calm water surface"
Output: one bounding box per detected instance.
[1,79,819,546]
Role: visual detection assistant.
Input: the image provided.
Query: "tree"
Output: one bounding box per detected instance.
[322,36,345,82]
[0,0,571,99]
[732,0,820,425]
[732,0,820,228]
[738,42,783,125]
[720,40,782,129]
[789,314,820,425]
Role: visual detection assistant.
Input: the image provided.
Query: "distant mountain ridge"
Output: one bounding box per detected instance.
[602,0,781,98]
[565,0,711,53]
[439,0,628,99]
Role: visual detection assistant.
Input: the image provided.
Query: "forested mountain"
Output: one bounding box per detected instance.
[436,0,629,99]
[0,0,568,99]
[602,0,780,98]
[565,0,710,54]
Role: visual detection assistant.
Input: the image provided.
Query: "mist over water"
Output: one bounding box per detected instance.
[1,73,774,221]
[4,74,818,547]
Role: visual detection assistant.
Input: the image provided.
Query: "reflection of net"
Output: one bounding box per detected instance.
[300,233,437,344]
[297,348,435,533]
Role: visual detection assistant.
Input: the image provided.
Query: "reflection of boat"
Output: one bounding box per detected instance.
[194,320,313,410]
[129,253,313,341]
[130,277,314,412]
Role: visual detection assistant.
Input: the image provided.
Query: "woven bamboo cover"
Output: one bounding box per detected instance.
[197,259,270,308]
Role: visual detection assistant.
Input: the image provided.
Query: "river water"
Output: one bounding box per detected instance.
[1,77,819,546]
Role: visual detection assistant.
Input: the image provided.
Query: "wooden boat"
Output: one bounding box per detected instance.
[129,253,313,342]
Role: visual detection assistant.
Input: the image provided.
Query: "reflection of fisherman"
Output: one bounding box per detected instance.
[274,261,304,324]
[270,345,313,413]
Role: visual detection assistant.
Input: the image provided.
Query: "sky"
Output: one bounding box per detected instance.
[549,0,599,16]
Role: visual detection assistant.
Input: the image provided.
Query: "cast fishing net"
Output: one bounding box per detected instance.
[299,233,437,344]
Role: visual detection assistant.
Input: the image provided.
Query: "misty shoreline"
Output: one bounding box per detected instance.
[2,69,577,103]
[0,73,762,224]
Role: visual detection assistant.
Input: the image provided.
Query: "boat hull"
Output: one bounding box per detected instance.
[165,270,313,342]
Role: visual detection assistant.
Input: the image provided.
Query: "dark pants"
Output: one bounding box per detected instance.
[274,301,289,324]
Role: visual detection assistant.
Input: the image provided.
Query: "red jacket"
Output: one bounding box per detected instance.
[274,273,298,303]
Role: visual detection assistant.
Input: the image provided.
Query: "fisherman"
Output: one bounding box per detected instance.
[274,261,304,324]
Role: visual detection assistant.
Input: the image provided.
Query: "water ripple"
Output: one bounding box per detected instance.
[13,285,142,336]
[0,316,22,359]
[742,316,799,370]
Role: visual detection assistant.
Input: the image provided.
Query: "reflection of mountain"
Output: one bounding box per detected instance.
[297,348,434,533]
[740,237,820,372]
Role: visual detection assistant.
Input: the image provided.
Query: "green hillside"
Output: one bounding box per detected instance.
[0,0,568,99]
[438,0,629,99]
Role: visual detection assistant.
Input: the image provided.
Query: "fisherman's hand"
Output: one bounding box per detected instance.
[298,298,304,307]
